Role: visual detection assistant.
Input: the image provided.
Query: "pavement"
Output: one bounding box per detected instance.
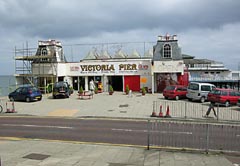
[0,91,240,166]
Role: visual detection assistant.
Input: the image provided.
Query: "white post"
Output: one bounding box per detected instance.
[77,77,80,91]
[85,77,89,91]
[122,76,125,92]
[44,77,47,94]
[151,74,154,94]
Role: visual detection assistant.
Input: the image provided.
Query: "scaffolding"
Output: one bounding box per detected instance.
[14,40,65,93]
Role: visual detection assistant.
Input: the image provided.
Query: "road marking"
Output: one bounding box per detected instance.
[47,109,78,117]
[1,124,73,129]
[111,128,192,135]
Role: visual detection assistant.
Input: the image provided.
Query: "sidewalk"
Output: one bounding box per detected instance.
[0,139,234,166]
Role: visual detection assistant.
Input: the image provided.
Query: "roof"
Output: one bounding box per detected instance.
[128,49,140,58]
[183,58,214,64]
[182,54,195,59]
[84,49,97,60]
[113,49,127,58]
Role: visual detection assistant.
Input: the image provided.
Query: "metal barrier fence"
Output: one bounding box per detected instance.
[153,100,240,121]
[147,120,240,153]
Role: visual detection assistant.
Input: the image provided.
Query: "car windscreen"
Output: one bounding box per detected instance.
[54,82,67,88]
[165,86,175,90]
[211,90,221,95]
[188,83,199,90]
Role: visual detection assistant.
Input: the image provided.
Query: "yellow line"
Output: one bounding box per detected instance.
[0,136,146,149]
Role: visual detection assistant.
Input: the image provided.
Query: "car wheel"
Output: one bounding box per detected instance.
[9,97,14,101]
[164,96,168,99]
[188,98,192,101]
[200,97,205,103]
[25,97,31,102]
[225,101,230,107]
[53,95,56,99]
[66,93,70,98]
[175,96,179,100]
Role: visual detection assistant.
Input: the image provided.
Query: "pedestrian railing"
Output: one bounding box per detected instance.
[152,100,240,121]
[147,119,240,153]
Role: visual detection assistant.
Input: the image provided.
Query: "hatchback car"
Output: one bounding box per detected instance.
[8,86,42,102]
[207,88,240,107]
[52,81,71,99]
[163,85,187,100]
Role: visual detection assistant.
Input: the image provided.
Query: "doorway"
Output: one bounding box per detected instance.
[109,76,123,91]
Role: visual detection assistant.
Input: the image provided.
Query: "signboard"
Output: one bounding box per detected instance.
[68,61,150,76]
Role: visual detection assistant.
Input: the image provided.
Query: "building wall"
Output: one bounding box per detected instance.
[153,61,184,74]
[63,60,152,91]
[32,63,57,75]
[153,40,182,61]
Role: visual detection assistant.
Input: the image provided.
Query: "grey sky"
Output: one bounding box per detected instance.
[1,0,240,75]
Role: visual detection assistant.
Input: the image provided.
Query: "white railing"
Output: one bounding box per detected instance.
[190,77,239,81]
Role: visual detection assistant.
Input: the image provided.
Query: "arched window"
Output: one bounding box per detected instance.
[41,48,48,62]
[163,44,171,58]
[41,48,48,56]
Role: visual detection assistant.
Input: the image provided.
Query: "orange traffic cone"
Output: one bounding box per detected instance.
[158,105,163,118]
[151,110,157,117]
[6,102,16,113]
[164,105,171,118]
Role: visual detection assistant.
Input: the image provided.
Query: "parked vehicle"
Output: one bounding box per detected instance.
[237,98,240,107]
[163,85,187,100]
[207,88,240,107]
[52,81,71,99]
[186,82,216,103]
[8,86,42,102]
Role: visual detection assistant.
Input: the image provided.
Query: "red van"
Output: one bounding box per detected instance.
[163,85,187,100]
[207,88,240,107]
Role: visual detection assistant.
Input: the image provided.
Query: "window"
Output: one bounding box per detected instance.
[229,91,235,96]
[188,83,199,90]
[41,48,48,55]
[201,85,211,91]
[222,91,228,96]
[163,44,171,58]
[41,48,48,62]
[235,91,240,96]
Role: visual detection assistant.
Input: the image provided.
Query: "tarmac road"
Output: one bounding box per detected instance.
[0,116,240,153]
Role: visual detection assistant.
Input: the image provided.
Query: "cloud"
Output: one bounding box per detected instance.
[1,0,240,39]
[0,0,240,74]
[180,22,240,70]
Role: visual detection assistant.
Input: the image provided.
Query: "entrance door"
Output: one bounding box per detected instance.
[110,76,123,91]
[124,75,140,91]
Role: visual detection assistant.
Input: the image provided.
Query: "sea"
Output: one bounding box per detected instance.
[0,75,16,97]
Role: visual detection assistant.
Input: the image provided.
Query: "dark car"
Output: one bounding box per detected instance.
[163,85,187,100]
[207,88,240,107]
[52,81,71,99]
[8,86,42,102]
